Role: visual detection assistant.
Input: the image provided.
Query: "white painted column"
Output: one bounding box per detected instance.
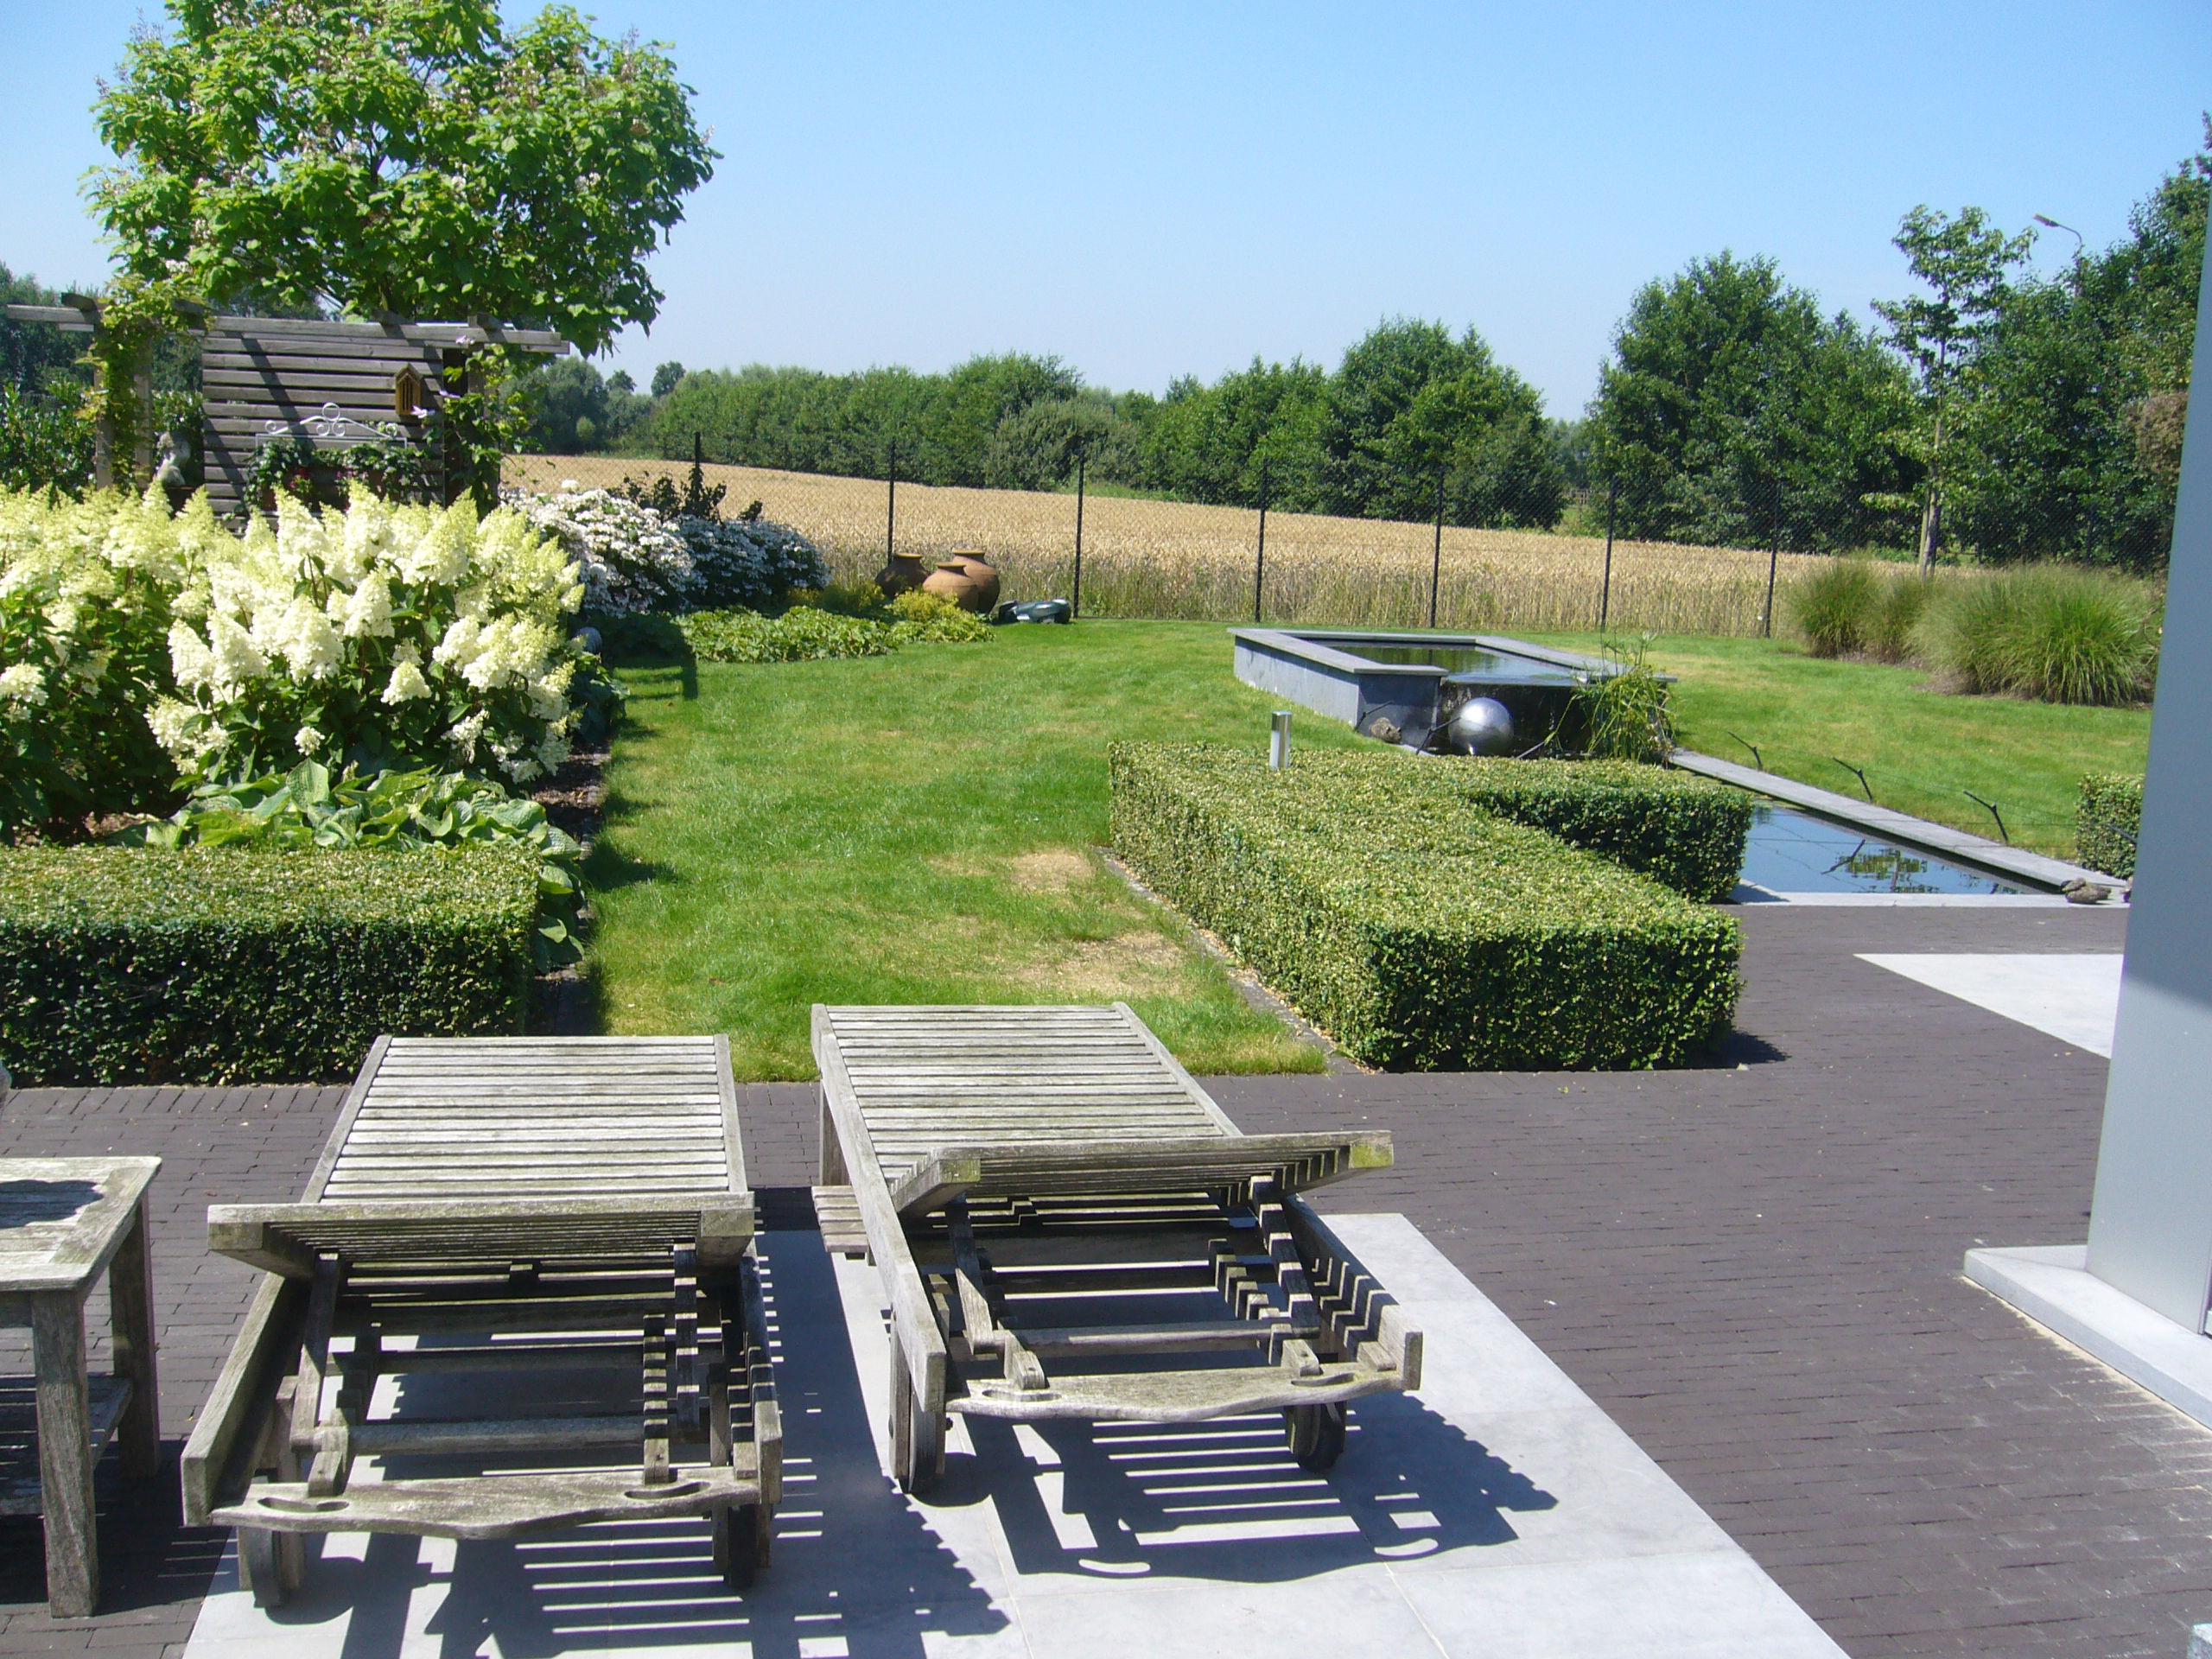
[2085,253,2212,1328]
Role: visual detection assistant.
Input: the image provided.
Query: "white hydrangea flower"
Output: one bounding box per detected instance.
[146,696,214,759]
[534,731,572,774]
[276,494,333,582]
[207,613,269,690]
[382,657,433,703]
[294,724,327,755]
[447,708,489,763]
[0,663,48,709]
[258,594,345,682]
[398,502,478,586]
[331,495,392,585]
[168,623,218,690]
[339,572,395,639]
[526,662,575,721]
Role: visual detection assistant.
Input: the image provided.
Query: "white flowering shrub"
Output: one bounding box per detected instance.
[0,486,606,836]
[0,487,184,833]
[156,491,592,785]
[679,515,828,611]
[507,484,697,616]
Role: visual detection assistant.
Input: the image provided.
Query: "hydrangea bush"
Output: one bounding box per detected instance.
[0,487,181,832]
[506,483,827,616]
[678,514,827,611]
[156,492,591,784]
[0,486,609,838]
[507,484,696,615]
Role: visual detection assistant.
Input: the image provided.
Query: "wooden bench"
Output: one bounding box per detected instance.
[182,1036,779,1605]
[812,1002,1421,1492]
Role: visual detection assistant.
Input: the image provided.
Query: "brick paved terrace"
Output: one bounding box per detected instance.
[7,901,2205,1659]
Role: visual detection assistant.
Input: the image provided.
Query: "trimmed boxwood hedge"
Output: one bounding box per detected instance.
[0,847,537,1085]
[2077,774,2142,879]
[1417,756,1752,902]
[1110,744,1741,1071]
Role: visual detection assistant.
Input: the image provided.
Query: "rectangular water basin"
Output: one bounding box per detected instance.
[1740,804,2024,896]
[1231,628,1622,751]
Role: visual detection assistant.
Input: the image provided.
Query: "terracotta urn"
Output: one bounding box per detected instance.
[874,550,929,597]
[922,550,1001,613]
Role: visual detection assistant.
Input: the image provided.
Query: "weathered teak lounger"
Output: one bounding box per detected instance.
[182,1036,779,1605]
[812,1002,1421,1493]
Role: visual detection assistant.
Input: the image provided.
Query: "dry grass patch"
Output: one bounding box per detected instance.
[1010,849,1093,891]
[1034,931,1190,999]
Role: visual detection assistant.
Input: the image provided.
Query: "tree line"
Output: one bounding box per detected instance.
[524,125,2206,571]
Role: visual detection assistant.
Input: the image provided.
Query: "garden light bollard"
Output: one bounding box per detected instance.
[1269,710,1294,770]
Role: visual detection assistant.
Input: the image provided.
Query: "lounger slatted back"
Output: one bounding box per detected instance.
[814,1002,1421,1493]
[182,1036,779,1606]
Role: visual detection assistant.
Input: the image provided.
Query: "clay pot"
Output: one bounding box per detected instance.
[874,550,929,597]
[922,551,1001,613]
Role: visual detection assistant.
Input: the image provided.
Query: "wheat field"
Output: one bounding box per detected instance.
[508,454,1836,636]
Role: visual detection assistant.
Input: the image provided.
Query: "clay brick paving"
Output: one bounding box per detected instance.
[7,904,2209,1656]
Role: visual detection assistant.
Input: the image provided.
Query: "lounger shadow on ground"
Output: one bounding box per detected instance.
[189,1232,1012,1659]
[184,1230,1568,1659]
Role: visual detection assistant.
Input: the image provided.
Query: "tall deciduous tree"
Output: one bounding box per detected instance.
[88,0,715,355]
[1588,251,1916,550]
[1872,207,2033,569]
[1318,319,1562,527]
[1936,135,2206,572]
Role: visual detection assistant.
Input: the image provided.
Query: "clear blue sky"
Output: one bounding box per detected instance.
[3,1,2206,415]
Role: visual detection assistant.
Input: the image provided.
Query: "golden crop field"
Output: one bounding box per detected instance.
[508,454,1838,636]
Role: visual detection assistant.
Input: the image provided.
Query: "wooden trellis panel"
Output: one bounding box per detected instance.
[200,317,567,518]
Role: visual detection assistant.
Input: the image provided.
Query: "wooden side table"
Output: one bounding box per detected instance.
[0,1157,162,1618]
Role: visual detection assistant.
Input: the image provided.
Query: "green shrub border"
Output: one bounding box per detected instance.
[0,846,537,1085]
[1109,745,1741,1071]
[2077,774,2143,879]
[1421,756,1752,903]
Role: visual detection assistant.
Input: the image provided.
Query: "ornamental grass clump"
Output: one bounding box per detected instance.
[1789,559,1881,658]
[1866,568,1935,662]
[1919,564,2160,705]
[1110,743,1741,1071]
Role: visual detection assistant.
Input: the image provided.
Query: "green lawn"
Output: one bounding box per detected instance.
[588,620,2150,1078]
[1527,632,2150,858]
[587,620,1371,1079]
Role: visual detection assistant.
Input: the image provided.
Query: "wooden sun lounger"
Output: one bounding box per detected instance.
[181,1036,779,1605]
[812,1002,1422,1493]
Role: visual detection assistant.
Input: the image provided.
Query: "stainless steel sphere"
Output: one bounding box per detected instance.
[572,626,604,655]
[1447,696,1516,756]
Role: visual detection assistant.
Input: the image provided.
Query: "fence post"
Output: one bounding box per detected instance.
[1763,508,1781,639]
[1429,470,1446,629]
[1072,453,1085,620]
[886,437,898,563]
[1599,478,1618,631]
[1253,458,1270,625]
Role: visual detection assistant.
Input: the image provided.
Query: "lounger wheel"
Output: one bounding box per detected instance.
[713,1503,767,1588]
[1285,1402,1346,1471]
[237,1527,290,1609]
